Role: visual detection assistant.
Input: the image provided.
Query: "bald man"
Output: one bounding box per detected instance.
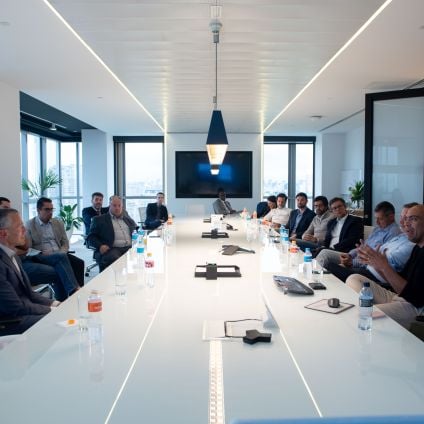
[87,195,137,271]
[346,204,424,329]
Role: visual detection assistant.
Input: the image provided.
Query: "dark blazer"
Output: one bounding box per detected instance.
[0,249,51,332]
[82,206,109,235]
[285,208,315,239]
[323,214,364,252]
[145,203,168,225]
[87,213,137,251]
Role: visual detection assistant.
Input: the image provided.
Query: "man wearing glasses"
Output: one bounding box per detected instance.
[25,197,85,288]
[315,197,363,263]
[346,204,424,329]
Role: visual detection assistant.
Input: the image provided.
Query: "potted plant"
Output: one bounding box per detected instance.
[21,169,62,198]
[59,204,83,239]
[348,180,365,209]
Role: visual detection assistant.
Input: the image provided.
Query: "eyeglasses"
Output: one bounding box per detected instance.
[405,215,420,223]
[331,204,345,211]
[42,208,55,212]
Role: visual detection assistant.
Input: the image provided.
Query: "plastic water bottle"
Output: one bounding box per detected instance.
[131,230,138,249]
[88,290,103,342]
[358,282,373,330]
[144,252,155,288]
[289,240,299,267]
[303,248,313,282]
[280,227,289,253]
[136,234,145,268]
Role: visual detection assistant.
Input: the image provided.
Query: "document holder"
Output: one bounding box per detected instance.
[195,264,241,280]
[201,230,229,239]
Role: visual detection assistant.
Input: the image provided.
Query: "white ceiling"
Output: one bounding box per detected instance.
[0,0,423,136]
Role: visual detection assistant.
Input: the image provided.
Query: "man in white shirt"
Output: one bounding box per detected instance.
[263,193,291,228]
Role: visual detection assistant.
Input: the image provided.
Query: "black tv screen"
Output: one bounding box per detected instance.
[175,151,252,198]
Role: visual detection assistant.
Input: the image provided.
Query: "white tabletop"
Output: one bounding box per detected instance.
[0,217,423,423]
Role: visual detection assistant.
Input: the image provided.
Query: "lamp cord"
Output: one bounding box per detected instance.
[215,36,218,110]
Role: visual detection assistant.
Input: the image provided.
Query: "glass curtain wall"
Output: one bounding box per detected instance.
[263,137,315,209]
[114,138,164,221]
[21,132,82,220]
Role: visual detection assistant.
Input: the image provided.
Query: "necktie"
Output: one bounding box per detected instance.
[11,254,22,277]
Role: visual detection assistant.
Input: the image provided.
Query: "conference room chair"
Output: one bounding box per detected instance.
[138,206,147,227]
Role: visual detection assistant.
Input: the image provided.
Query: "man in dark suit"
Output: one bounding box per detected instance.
[0,209,59,336]
[285,192,315,239]
[145,192,168,230]
[87,195,137,271]
[82,192,109,236]
[316,197,364,265]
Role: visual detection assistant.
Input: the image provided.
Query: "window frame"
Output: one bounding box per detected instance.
[263,136,315,209]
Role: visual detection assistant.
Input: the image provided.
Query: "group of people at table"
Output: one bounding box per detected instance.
[0,188,423,336]
[212,188,424,331]
[0,192,168,336]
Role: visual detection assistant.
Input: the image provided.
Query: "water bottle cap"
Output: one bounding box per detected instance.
[363,282,370,287]
[305,248,311,253]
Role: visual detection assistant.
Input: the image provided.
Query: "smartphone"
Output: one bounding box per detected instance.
[309,282,326,290]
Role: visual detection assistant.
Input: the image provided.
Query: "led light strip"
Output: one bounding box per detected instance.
[209,340,225,424]
[263,0,393,132]
[103,286,168,424]
[261,291,322,417]
[42,0,165,133]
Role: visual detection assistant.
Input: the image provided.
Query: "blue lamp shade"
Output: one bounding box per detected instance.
[206,110,228,166]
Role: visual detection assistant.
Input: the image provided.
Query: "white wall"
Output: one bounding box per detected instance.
[0,81,22,212]
[166,133,262,217]
[81,129,114,206]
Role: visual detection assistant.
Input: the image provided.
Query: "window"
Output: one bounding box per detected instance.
[21,132,83,220]
[114,137,164,221]
[263,137,315,208]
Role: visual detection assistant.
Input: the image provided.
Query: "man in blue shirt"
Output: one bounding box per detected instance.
[325,202,415,285]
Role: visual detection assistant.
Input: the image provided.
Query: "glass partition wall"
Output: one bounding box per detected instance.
[364,87,424,224]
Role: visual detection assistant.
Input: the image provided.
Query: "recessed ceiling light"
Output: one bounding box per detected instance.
[0,21,11,27]
[310,115,323,121]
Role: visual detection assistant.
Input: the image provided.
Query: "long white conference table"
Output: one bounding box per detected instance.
[1,217,424,424]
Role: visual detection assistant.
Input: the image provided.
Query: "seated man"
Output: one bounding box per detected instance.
[82,192,109,236]
[296,196,333,251]
[25,197,85,287]
[144,192,168,230]
[0,208,59,336]
[318,201,399,269]
[263,193,291,228]
[0,198,78,301]
[285,192,315,239]
[0,197,11,209]
[87,195,137,272]
[315,197,363,261]
[326,202,414,284]
[346,204,424,329]
[213,188,237,215]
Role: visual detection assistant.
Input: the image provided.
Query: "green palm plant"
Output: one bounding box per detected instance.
[59,204,83,231]
[21,169,62,198]
[348,180,365,208]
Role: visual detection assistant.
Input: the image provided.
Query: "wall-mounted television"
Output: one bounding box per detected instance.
[175,151,252,198]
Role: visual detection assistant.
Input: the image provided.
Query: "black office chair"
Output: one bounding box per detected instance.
[32,283,55,299]
[83,235,98,277]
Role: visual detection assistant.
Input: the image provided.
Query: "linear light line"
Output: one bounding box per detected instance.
[263,0,393,133]
[43,0,164,133]
[103,286,168,424]
[261,290,322,417]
